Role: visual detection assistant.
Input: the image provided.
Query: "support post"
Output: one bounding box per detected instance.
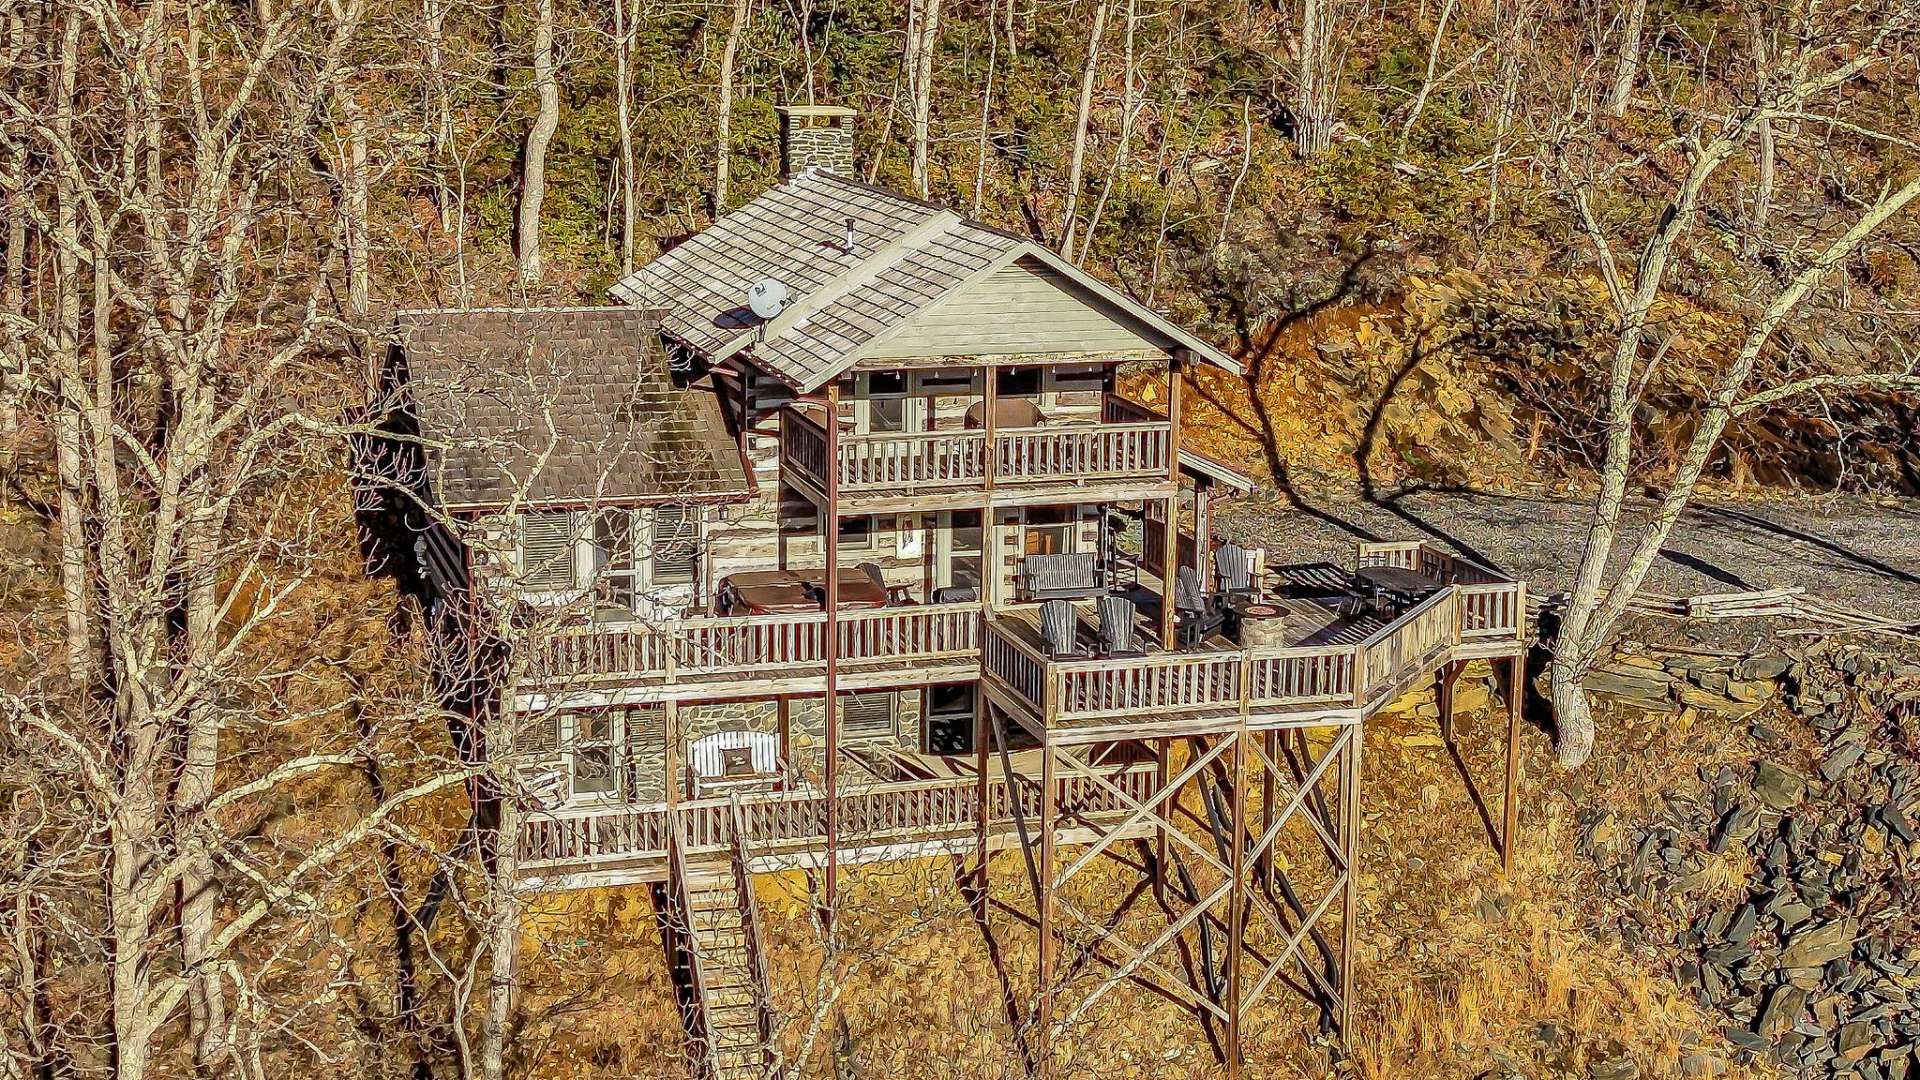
[1159,492,1180,650]
[1193,481,1211,586]
[1338,721,1363,1042]
[1437,661,1462,745]
[1225,730,1247,1079]
[1503,651,1524,874]
[983,364,998,496]
[664,699,681,808]
[824,385,842,928]
[1035,742,1057,1080]
[1160,352,1184,650]
[975,693,990,888]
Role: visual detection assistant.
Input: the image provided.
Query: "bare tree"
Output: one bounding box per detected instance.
[1606,0,1649,115]
[1547,11,1920,766]
[906,0,943,198]
[0,5,467,1078]
[715,0,751,213]
[519,0,561,285]
[1058,0,1110,255]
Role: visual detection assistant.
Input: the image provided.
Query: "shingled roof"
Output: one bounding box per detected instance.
[609,170,1239,392]
[392,307,751,512]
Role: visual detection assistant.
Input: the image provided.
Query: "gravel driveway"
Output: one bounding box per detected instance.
[1217,490,1920,621]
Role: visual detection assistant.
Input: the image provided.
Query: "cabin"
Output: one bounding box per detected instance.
[361,104,1531,1080]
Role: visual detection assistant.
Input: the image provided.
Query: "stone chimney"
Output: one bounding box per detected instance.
[776,104,856,180]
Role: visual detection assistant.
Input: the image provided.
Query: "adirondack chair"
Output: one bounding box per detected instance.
[1097,593,1145,658]
[1019,552,1101,602]
[1215,542,1256,601]
[1040,600,1087,659]
[932,586,979,604]
[1175,565,1228,648]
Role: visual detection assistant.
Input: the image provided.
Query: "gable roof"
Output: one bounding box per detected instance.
[392,307,751,512]
[609,170,1240,392]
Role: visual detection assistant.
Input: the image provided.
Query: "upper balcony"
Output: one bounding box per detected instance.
[779,403,1175,513]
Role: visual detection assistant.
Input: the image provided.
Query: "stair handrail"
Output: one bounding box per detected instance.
[665,811,715,1076]
[727,793,779,1075]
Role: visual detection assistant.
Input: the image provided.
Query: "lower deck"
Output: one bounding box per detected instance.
[512,540,1528,889]
[517,751,1160,888]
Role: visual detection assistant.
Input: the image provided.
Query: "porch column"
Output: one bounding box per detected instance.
[1193,480,1212,588]
[1160,353,1185,649]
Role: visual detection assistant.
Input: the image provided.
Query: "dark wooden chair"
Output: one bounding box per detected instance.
[1019,552,1102,602]
[932,585,979,604]
[1175,565,1228,648]
[1097,593,1145,658]
[1040,600,1088,659]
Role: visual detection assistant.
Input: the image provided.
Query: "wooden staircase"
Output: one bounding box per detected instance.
[659,802,779,1080]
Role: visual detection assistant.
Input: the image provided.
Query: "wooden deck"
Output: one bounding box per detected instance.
[517,761,1160,886]
[519,541,1523,715]
[980,544,1526,744]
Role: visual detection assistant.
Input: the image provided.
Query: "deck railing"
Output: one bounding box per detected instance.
[518,764,1159,868]
[982,559,1521,726]
[1357,541,1525,641]
[530,604,984,686]
[782,408,1170,494]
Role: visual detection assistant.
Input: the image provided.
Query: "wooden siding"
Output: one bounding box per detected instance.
[872,259,1168,359]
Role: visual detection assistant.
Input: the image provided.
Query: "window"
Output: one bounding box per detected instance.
[869,396,908,432]
[863,371,913,433]
[840,692,897,742]
[1048,365,1107,395]
[948,510,983,590]
[925,684,976,755]
[520,511,575,591]
[914,371,978,396]
[997,367,1042,397]
[1023,506,1076,557]
[591,511,637,607]
[651,506,700,586]
[837,514,877,551]
[570,711,620,797]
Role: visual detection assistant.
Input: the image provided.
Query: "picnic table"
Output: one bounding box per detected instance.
[1355,565,1440,609]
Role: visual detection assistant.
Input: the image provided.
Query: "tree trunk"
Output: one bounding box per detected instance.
[1294,0,1336,155]
[1057,0,1109,255]
[1607,0,1647,115]
[343,91,371,316]
[714,0,749,215]
[517,0,560,286]
[907,0,942,198]
[614,0,637,275]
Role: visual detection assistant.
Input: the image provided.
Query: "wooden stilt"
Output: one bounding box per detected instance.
[1225,730,1246,1080]
[1160,353,1184,650]
[823,386,842,929]
[1503,652,1524,875]
[1338,721,1362,1042]
[975,693,990,888]
[1036,743,1058,1080]
[1437,661,1462,745]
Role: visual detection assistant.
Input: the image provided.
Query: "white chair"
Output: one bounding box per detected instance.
[687,730,781,797]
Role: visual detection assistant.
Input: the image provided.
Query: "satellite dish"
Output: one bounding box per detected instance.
[746,278,791,321]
